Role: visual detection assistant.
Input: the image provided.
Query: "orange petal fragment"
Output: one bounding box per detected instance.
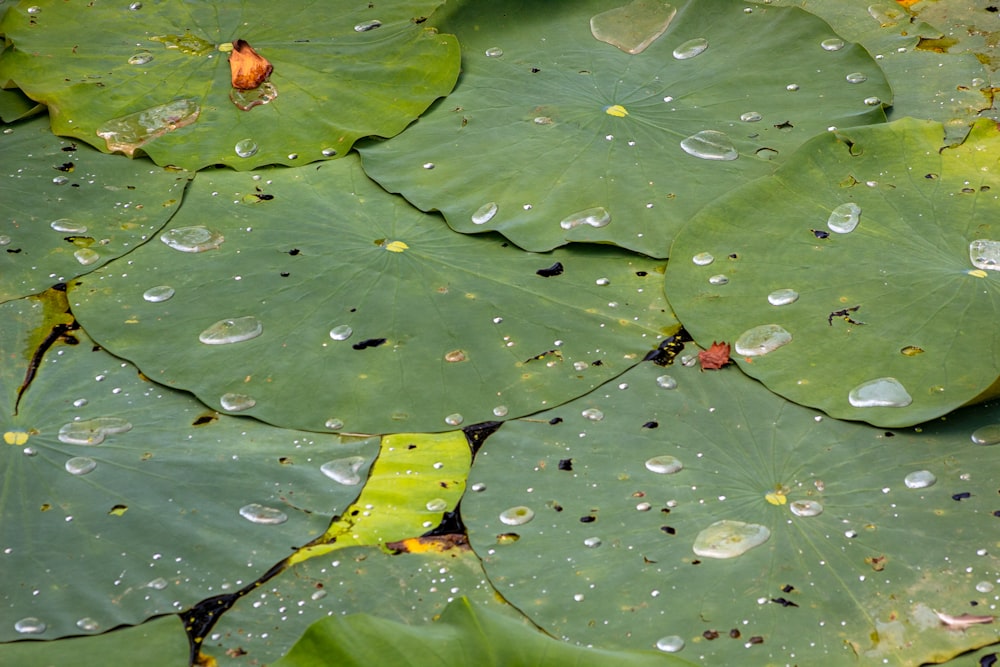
[229,39,273,90]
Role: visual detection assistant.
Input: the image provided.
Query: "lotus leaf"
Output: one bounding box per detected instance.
[68,155,677,434]
[0,289,377,641]
[0,0,459,170]
[665,117,1000,427]
[0,83,42,122]
[462,354,1000,665]
[358,0,890,257]
[0,114,190,304]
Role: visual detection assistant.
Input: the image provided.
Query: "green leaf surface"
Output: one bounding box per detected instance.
[462,354,1000,665]
[0,115,190,304]
[0,0,459,170]
[665,117,1000,427]
[0,290,377,641]
[358,0,890,258]
[273,596,696,667]
[0,82,43,122]
[68,155,677,434]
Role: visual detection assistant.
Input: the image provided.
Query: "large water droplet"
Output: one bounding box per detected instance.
[321,147,338,157]
[708,274,728,285]
[845,72,868,84]
[324,418,345,430]
[472,202,498,225]
[321,456,367,485]
[160,225,224,252]
[863,96,882,106]
[645,455,682,474]
[692,520,771,559]
[560,206,611,230]
[50,219,87,234]
[147,577,168,590]
[499,506,534,526]
[969,239,1000,271]
[329,325,353,341]
[590,0,677,54]
[848,377,912,408]
[231,82,278,111]
[734,324,792,356]
[14,617,46,634]
[234,139,259,158]
[199,316,263,345]
[76,617,100,632]
[827,202,861,233]
[96,98,200,157]
[673,37,708,59]
[128,51,154,65]
[656,375,677,390]
[789,499,823,517]
[238,503,288,525]
[58,417,133,445]
[426,498,448,512]
[143,285,175,302]
[739,111,762,122]
[354,19,382,32]
[692,252,714,265]
[971,424,1000,446]
[904,470,937,489]
[493,405,509,417]
[656,635,685,653]
[820,37,845,51]
[977,581,995,593]
[220,393,256,411]
[581,408,604,421]
[484,47,504,57]
[445,413,464,426]
[74,248,101,266]
[65,456,97,476]
[680,130,738,160]
[767,288,798,306]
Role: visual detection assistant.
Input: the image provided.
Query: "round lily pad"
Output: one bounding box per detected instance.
[68,155,677,434]
[665,117,1000,427]
[462,353,1000,665]
[0,0,459,170]
[358,0,890,257]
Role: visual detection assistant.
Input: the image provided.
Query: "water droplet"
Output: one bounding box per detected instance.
[26,6,41,15]
[845,72,867,84]
[52,175,70,185]
[969,239,1000,271]
[160,225,224,252]
[14,617,46,634]
[708,274,728,285]
[231,83,278,111]
[827,202,861,234]
[147,577,168,590]
[692,520,771,559]
[767,288,799,306]
[329,324,353,341]
[324,418,345,430]
[692,252,714,265]
[354,19,382,32]
[422,162,434,169]
[22,447,37,456]
[789,499,823,517]
[560,206,611,230]
[311,589,328,601]
[821,37,845,51]
[97,98,200,157]
[445,413,464,426]
[472,201,498,225]
[904,470,937,489]
[58,417,133,445]
[128,2,142,9]
[321,147,338,157]
[863,96,881,106]
[199,316,263,345]
[471,482,487,492]
[0,235,10,245]
[971,424,1000,446]
[669,33,712,60]
[321,456,366,485]
[977,581,995,593]
[234,139,259,158]
[734,324,792,356]
[740,111,762,122]
[848,377,912,408]
[583,536,602,548]
[656,375,677,390]
[74,248,101,266]
[590,0,676,54]
[73,398,88,407]
[128,52,153,65]
[65,456,97,476]
[645,455,683,474]
[499,506,534,526]
[220,393,256,412]
[493,405,509,417]
[484,47,503,57]
[426,498,448,512]
[76,617,99,632]
[680,130,738,161]
[573,361,588,371]
[143,285,175,302]
[786,83,799,91]
[656,635,685,653]
[238,503,288,525]
[50,218,87,234]
[581,408,604,421]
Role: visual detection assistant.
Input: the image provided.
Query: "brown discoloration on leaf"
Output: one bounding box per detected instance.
[698,341,730,370]
[386,533,469,554]
[229,40,273,90]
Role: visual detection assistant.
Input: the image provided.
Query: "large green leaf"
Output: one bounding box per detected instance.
[0,0,459,170]
[0,289,377,641]
[0,114,189,304]
[273,596,696,667]
[462,354,1000,665]
[665,117,1000,427]
[69,155,677,434]
[358,0,890,258]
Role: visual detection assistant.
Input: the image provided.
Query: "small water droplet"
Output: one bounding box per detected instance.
[26,6,41,15]
[470,202,499,225]
[199,316,263,345]
[493,405,509,417]
[422,162,434,169]
[311,589,328,601]
[321,147,338,157]
[786,83,799,91]
[22,447,37,456]
[656,635,685,653]
[238,503,288,525]
[904,470,937,488]
[484,46,504,57]
[74,248,100,266]
[321,456,366,485]
[680,130,738,160]
[50,218,87,234]
[147,577,168,590]
[595,277,610,286]
[971,424,1000,446]
[573,361,588,371]
[656,375,677,390]
[581,408,604,421]
[845,72,868,84]
[445,413,464,426]
[14,617,45,634]
[673,37,708,59]
[583,536,602,547]
[58,417,132,445]
[499,506,534,525]
[160,225,224,252]
[560,206,611,230]
[734,324,792,356]
[143,285,175,302]
[739,111,762,122]
[969,239,1000,271]
[220,393,256,412]
[645,455,682,474]
[708,274,728,285]
[692,252,714,265]
[329,325,353,341]
[325,418,345,430]
[848,377,912,408]
[73,398,89,408]
[863,96,881,106]
[767,288,798,306]
[65,456,97,476]
[692,520,771,559]
[426,498,448,512]
[129,1,142,9]
[789,499,823,517]
[354,19,382,32]
[234,139,258,158]
[128,52,153,65]
[52,175,69,185]
[471,482,487,492]
[827,202,861,234]
[821,37,845,51]
[76,617,99,632]
[977,581,995,593]
[0,235,10,245]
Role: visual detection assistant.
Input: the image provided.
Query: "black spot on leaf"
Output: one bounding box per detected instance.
[558,458,573,471]
[953,492,972,501]
[352,338,386,350]
[536,262,563,277]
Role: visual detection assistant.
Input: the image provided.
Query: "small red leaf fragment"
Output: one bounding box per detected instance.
[229,39,273,90]
[698,341,731,370]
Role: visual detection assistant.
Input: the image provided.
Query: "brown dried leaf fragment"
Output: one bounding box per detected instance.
[229,39,273,90]
[698,341,731,370]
